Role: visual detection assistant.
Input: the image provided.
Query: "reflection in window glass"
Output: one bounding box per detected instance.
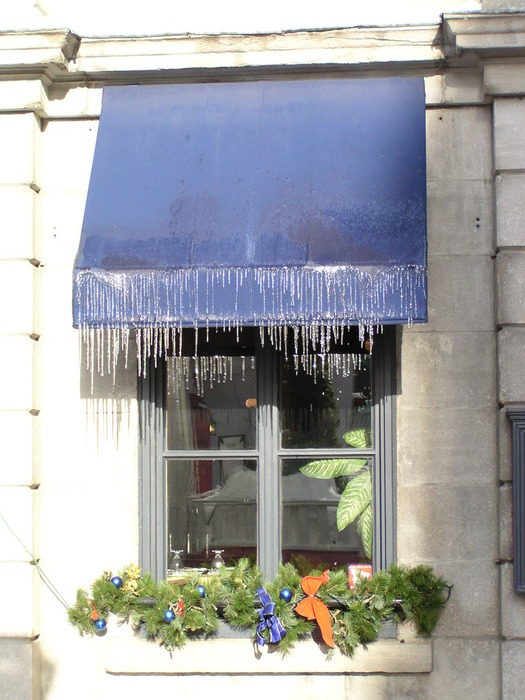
[280,353,371,449]
[281,458,373,571]
[166,355,257,451]
[167,459,257,571]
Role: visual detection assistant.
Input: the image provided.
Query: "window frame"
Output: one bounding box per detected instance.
[138,326,397,581]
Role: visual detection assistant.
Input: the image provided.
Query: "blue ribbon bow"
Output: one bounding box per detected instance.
[255,587,286,646]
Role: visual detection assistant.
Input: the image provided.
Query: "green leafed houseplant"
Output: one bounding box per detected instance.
[300,427,372,557]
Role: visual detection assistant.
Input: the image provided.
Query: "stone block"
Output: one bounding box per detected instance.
[399,331,496,410]
[424,559,499,637]
[0,185,37,260]
[428,638,499,700]
[502,640,525,700]
[0,113,39,186]
[426,106,492,182]
[494,97,525,171]
[0,639,37,700]
[497,251,525,325]
[500,483,513,561]
[0,79,42,112]
[0,261,35,334]
[40,191,88,266]
[501,562,525,638]
[425,70,484,106]
[0,562,36,637]
[485,60,525,97]
[427,179,493,256]
[397,407,497,486]
[41,119,98,192]
[498,327,525,404]
[44,85,103,118]
[0,336,35,410]
[483,0,525,11]
[397,483,498,563]
[500,406,513,482]
[0,412,35,486]
[0,486,36,562]
[496,173,525,248]
[424,254,493,332]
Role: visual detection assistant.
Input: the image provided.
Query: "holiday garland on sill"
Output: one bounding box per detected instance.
[68,560,451,656]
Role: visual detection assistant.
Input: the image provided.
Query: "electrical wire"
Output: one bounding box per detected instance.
[0,509,70,611]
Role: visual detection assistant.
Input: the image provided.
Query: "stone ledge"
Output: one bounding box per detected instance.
[103,637,432,675]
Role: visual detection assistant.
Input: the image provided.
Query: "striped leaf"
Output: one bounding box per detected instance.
[356,504,373,559]
[337,470,372,531]
[300,457,367,479]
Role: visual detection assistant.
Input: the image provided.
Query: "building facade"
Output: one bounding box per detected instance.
[1,2,525,698]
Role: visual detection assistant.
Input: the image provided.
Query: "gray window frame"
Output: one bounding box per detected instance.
[139,327,396,581]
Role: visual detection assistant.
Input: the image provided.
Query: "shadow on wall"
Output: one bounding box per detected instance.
[0,639,56,700]
[79,334,139,446]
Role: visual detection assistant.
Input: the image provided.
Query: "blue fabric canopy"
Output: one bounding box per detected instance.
[73,77,426,330]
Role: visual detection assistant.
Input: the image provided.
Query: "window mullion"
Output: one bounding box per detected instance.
[257,345,280,580]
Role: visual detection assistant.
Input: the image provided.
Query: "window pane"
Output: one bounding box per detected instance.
[280,353,371,449]
[166,355,257,451]
[281,458,372,572]
[167,458,257,571]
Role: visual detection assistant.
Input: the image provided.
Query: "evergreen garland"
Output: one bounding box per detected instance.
[68,561,450,655]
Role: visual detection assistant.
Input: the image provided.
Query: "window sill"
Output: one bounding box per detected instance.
[103,636,432,675]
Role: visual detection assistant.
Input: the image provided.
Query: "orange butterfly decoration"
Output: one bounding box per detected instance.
[294,570,334,648]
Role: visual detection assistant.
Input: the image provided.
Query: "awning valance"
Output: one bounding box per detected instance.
[73,77,427,332]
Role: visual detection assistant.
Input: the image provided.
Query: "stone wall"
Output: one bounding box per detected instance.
[0,10,525,699]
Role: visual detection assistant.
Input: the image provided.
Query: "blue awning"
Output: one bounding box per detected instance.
[73,78,426,331]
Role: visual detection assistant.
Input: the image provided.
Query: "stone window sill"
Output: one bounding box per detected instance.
[103,636,432,675]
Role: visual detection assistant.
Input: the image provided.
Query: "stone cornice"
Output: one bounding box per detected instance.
[443,11,525,57]
[1,13,525,90]
[0,29,80,79]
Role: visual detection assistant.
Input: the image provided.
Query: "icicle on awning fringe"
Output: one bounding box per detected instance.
[75,263,426,383]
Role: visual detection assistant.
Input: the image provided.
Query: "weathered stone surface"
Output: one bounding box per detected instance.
[0,113,40,186]
[427,179,493,256]
[0,562,36,637]
[500,483,513,561]
[397,406,497,485]
[0,261,35,334]
[483,0,525,10]
[498,328,525,404]
[485,61,525,97]
[0,185,37,260]
[502,640,525,700]
[497,251,525,325]
[500,406,513,482]
[399,330,496,410]
[398,483,498,562]
[0,336,35,410]
[39,191,89,266]
[0,412,35,486]
[0,486,36,562]
[425,71,484,106]
[496,172,525,248]
[427,106,492,182]
[403,558,499,637]
[494,97,525,171]
[40,118,98,192]
[428,638,499,700]
[424,254,494,332]
[501,563,525,638]
[0,639,37,700]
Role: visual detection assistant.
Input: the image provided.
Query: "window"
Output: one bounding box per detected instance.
[139,326,396,581]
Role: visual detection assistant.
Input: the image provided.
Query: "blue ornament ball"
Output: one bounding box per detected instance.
[111,576,123,589]
[95,618,107,631]
[163,609,175,623]
[279,588,292,602]
[196,585,206,598]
